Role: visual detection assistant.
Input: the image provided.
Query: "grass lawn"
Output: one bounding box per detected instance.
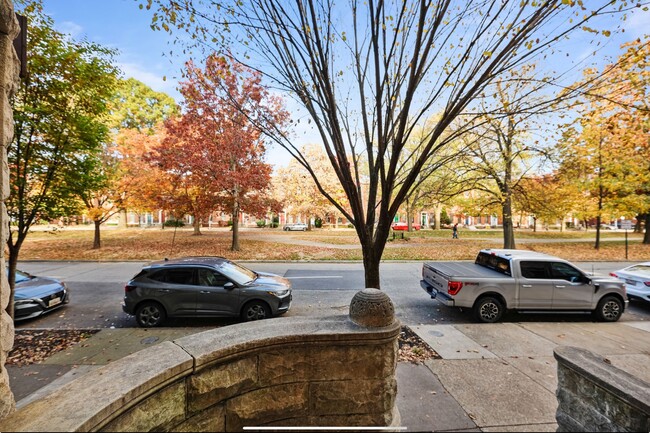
[15,225,650,262]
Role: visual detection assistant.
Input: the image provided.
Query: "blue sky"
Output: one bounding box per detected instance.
[35,1,650,168]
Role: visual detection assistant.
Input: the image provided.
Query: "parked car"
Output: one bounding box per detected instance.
[122,257,292,327]
[283,222,308,231]
[391,221,421,231]
[611,262,650,303]
[14,269,69,321]
[421,249,627,323]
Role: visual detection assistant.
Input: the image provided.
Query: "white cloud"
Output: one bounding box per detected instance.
[57,21,84,39]
[116,62,180,101]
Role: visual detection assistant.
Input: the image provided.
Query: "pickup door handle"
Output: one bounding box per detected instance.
[555,285,566,288]
[521,284,532,288]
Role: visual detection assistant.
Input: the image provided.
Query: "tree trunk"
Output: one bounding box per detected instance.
[118,209,128,229]
[231,197,241,251]
[560,217,565,233]
[434,204,442,230]
[502,197,516,249]
[6,237,25,320]
[595,214,602,250]
[193,216,201,235]
[644,214,650,245]
[93,220,101,249]
[361,240,381,289]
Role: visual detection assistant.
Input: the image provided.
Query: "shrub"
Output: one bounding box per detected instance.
[163,219,185,227]
[314,217,323,228]
[256,220,266,228]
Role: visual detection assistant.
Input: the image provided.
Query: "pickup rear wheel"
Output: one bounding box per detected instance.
[594,296,623,322]
[473,296,504,323]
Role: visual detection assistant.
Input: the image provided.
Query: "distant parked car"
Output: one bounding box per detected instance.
[611,262,650,303]
[14,269,69,321]
[391,221,421,231]
[122,257,293,327]
[283,222,308,231]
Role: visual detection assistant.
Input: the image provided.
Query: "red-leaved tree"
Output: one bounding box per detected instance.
[150,55,286,249]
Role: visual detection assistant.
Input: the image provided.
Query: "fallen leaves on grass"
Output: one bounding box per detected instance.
[7,330,99,366]
[398,326,440,363]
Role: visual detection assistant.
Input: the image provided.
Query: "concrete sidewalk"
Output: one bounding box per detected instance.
[398,321,650,432]
[8,321,650,431]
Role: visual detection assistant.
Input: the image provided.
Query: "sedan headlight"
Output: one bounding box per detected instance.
[268,289,289,297]
[14,299,34,306]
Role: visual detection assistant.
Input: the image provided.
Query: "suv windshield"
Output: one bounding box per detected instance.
[218,261,257,285]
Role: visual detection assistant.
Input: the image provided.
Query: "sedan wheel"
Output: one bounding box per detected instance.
[595,296,623,322]
[136,301,166,328]
[242,301,271,321]
[474,296,504,323]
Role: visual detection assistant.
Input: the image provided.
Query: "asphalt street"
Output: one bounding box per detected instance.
[14,260,650,330]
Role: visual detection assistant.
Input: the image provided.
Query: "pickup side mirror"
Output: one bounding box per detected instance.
[224,282,235,290]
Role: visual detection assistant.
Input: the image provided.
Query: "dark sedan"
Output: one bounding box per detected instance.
[14,270,69,321]
[122,257,292,327]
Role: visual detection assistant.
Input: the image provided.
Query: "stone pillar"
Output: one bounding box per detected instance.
[0,0,19,419]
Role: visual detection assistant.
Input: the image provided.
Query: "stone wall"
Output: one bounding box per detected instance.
[554,346,650,432]
[0,0,19,419]
[0,313,400,431]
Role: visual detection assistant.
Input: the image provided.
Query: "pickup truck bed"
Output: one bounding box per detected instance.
[424,262,506,279]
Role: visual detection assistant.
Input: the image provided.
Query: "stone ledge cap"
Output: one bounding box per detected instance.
[554,345,650,414]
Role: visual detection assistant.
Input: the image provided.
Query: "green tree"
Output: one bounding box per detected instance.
[107,78,178,229]
[147,0,636,288]
[109,77,178,134]
[7,1,118,318]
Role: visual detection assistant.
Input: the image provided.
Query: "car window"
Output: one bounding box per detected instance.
[626,265,650,275]
[550,262,584,282]
[149,268,195,285]
[475,252,511,276]
[218,261,256,285]
[197,269,230,287]
[520,261,550,279]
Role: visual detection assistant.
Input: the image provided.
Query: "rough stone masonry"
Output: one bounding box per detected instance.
[0,0,19,419]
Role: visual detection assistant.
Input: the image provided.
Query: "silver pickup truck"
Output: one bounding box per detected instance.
[420,249,628,323]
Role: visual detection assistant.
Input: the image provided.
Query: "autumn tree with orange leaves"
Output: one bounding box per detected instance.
[148,55,287,250]
[559,39,650,247]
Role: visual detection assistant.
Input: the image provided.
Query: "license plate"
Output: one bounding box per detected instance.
[625,279,637,286]
[48,297,62,307]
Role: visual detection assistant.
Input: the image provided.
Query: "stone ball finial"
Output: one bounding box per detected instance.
[349,288,395,328]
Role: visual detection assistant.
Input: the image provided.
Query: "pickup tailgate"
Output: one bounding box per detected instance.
[421,261,504,300]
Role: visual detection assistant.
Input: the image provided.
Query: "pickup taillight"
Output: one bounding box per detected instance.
[448,281,463,296]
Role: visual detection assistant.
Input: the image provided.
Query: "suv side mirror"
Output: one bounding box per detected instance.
[224,282,235,290]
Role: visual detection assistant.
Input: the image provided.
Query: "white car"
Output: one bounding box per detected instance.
[611,262,650,303]
[283,223,308,231]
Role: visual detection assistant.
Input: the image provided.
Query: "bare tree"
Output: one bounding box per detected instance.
[148,0,635,288]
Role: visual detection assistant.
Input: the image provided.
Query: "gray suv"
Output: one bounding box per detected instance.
[122,257,292,327]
